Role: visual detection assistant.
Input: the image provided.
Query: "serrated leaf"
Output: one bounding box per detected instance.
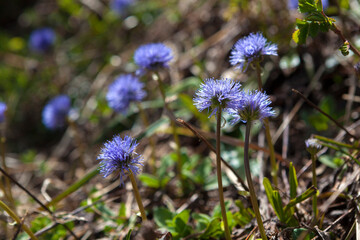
[305,12,326,22]
[293,21,310,44]
[309,22,320,38]
[289,162,298,199]
[298,0,317,13]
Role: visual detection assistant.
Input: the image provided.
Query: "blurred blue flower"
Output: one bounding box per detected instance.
[134,43,173,71]
[98,135,143,185]
[29,28,56,53]
[229,90,275,124]
[193,78,243,118]
[0,102,7,123]
[288,0,328,10]
[42,95,71,130]
[106,74,146,113]
[111,0,133,15]
[230,32,277,72]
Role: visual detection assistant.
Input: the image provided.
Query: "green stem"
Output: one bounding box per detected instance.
[313,135,357,149]
[152,73,183,187]
[255,63,278,187]
[0,200,38,240]
[244,122,268,240]
[216,109,231,240]
[129,170,147,221]
[311,154,318,219]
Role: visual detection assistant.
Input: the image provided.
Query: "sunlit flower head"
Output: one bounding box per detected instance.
[98,135,143,185]
[305,138,322,155]
[0,102,7,123]
[29,28,56,53]
[111,0,133,15]
[229,90,275,124]
[193,78,243,118]
[42,95,71,130]
[134,43,173,71]
[106,74,146,113]
[230,32,277,72]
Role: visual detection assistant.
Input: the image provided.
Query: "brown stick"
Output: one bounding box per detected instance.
[292,89,358,140]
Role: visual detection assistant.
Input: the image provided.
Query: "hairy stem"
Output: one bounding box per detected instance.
[255,63,278,187]
[0,200,38,240]
[244,122,268,240]
[129,170,147,221]
[216,109,231,240]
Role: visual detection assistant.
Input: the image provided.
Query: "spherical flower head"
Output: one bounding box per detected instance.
[0,102,7,123]
[134,43,173,71]
[305,138,322,155]
[229,90,275,124]
[106,74,146,113]
[288,0,328,10]
[193,78,242,118]
[230,32,278,72]
[111,0,133,15]
[42,95,71,130]
[29,28,56,53]
[97,135,143,186]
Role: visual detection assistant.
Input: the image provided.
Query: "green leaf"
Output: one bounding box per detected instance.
[154,207,175,229]
[272,191,285,222]
[125,229,133,240]
[293,20,310,44]
[192,213,211,231]
[319,154,344,168]
[298,0,317,13]
[289,162,298,199]
[263,177,275,207]
[292,228,315,240]
[138,173,160,188]
[199,218,223,239]
[284,186,317,212]
[305,12,326,22]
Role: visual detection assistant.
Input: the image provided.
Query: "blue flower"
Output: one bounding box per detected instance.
[229,90,275,124]
[29,28,56,53]
[134,43,173,71]
[193,78,243,118]
[98,135,143,185]
[42,95,71,130]
[0,102,7,123]
[106,74,146,113]
[288,0,328,10]
[230,32,277,72]
[111,0,133,15]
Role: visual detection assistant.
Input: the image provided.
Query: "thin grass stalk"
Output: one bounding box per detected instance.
[255,63,278,187]
[136,102,157,174]
[216,109,231,240]
[152,72,183,187]
[129,170,147,221]
[244,122,268,240]
[0,200,38,240]
[311,154,318,219]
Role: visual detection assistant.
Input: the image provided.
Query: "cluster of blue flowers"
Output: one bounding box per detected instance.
[106,74,146,113]
[194,79,275,124]
[195,32,277,124]
[111,0,133,15]
[98,135,143,185]
[0,102,7,123]
[230,32,277,72]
